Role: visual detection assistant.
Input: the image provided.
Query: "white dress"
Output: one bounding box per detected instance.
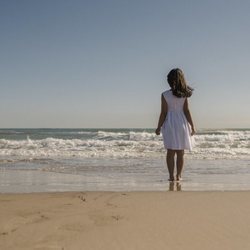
[161,90,193,150]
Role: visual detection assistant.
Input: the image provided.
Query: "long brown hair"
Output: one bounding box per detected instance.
[167,68,193,98]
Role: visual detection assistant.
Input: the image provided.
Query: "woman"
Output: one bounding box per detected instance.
[155,68,195,182]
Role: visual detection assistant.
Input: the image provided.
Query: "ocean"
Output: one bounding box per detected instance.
[0,128,249,192]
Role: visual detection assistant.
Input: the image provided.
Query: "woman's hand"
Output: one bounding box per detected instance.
[191,127,196,136]
[155,127,161,135]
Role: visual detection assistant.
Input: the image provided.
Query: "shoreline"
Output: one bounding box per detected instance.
[1,158,250,193]
[1,191,250,250]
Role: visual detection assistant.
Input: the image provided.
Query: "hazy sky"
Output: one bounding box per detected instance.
[1,0,250,128]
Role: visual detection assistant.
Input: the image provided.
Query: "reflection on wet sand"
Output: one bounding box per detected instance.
[169,181,182,191]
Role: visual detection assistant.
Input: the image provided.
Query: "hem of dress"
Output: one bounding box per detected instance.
[164,147,192,151]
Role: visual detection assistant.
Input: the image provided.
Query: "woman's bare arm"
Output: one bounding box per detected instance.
[155,94,168,135]
[183,98,195,135]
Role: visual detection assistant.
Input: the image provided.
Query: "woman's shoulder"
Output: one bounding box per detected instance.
[162,89,172,97]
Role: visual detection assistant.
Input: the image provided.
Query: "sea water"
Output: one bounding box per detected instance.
[0,128,249,192]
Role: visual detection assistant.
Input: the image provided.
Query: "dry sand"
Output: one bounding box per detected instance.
[1,191,250,250]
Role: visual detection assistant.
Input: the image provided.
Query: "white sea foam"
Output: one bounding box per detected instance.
[0,129,249,161]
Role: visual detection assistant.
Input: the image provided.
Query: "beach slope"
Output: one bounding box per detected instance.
[1,192,250,250]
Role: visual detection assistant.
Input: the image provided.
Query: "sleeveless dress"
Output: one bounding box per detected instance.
[161,90,193,150]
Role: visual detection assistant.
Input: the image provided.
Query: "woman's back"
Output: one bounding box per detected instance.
[162,90,185,112]
[161,90,192,150]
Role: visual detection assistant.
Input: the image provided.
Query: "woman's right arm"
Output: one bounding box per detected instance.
[183,98,195,135]
[155,94,168,135]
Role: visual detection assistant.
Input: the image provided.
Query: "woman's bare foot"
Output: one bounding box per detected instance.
[176,175,182,182]
[168,176,175,182]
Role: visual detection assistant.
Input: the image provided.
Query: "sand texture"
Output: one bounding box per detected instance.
[1,191,250,250]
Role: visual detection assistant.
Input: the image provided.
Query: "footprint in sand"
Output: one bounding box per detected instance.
[111,215,124,221]
[0,232,9,236]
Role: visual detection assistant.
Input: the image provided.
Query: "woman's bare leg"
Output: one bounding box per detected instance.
[167,149,175,181]
[176,150,184,181]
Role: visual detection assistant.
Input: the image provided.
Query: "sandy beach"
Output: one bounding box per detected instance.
[1,191,250,250]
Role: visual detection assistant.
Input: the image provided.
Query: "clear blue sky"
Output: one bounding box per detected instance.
[1,0,250,128]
